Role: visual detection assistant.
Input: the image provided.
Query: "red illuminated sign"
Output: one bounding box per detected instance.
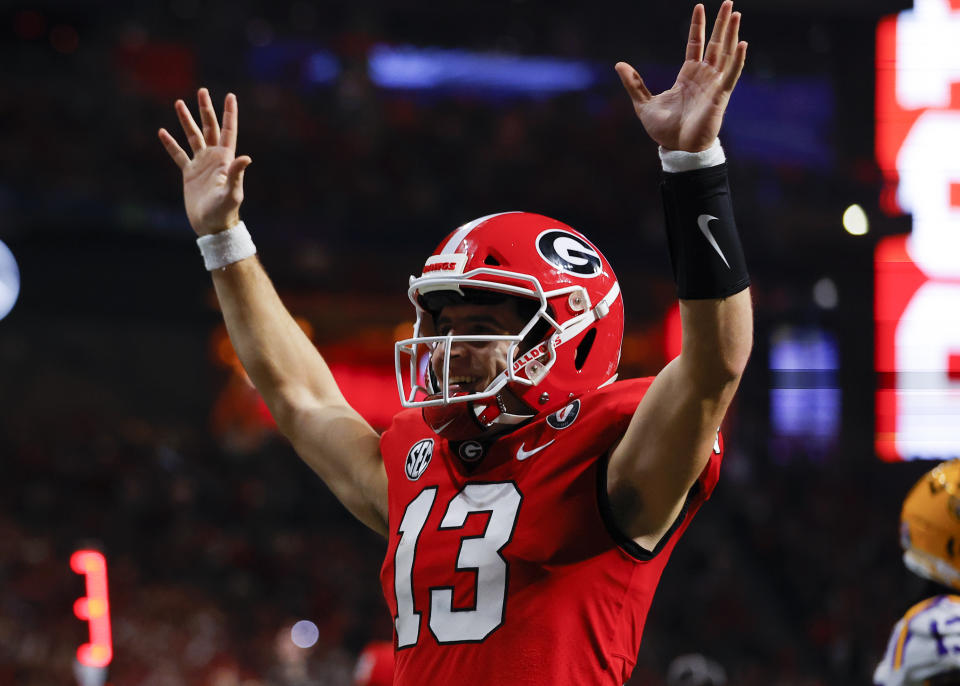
[71,550,113,668]
[875,0,960,460]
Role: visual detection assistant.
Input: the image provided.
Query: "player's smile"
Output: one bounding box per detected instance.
[445,375,483,393]
[430,301,527,395]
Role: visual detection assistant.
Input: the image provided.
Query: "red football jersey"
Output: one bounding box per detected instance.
[378,378,723,686]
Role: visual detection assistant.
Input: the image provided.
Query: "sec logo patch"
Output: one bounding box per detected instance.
[405,439,434,480]
[547,399,580,430]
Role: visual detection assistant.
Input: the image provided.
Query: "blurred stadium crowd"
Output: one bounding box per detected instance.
[0,0,926,684]
[0,368,928,685]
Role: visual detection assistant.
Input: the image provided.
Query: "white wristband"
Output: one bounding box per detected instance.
[659,138,726,173]
[196,221,257,271]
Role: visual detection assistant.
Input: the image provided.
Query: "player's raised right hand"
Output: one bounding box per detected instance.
[158,88,252,236]
[615,1,746,153]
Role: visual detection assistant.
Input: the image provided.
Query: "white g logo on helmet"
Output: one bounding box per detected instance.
[536,230,602,278]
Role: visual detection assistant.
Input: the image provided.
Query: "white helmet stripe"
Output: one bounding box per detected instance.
[440,211,521,254]
[599,281,621,311]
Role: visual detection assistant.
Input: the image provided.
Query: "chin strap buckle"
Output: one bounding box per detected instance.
[475,402,502,427]
[475,395,533,429]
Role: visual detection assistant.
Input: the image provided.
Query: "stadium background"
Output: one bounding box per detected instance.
[0,0,950,683]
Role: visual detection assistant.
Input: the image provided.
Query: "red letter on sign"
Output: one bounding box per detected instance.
[70,550,113,668]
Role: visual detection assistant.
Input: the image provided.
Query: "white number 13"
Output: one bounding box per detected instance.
[393,482,522,647]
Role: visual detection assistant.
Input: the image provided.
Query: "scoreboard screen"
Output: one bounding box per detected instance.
[875,0,960,460]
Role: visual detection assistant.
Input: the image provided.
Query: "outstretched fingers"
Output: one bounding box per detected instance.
[227,155,252,193]
[703,0,733,67]
[198,88,221,147]
[719,11,741,70]
[221,93,239,152]
[162,88,241,172]
[158,128,190,169]
[175,99,205,154]
[685,4,706,62]
[615,62,652,103]
[721,41,748,93]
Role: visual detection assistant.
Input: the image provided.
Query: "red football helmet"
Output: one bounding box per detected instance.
[395,211,623,440]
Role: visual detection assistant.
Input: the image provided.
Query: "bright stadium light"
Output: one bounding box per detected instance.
[70,550,113,668]
[813,277,838,310]
[290,620,319,648]
[843,204,869,235]
[0,239,20,321]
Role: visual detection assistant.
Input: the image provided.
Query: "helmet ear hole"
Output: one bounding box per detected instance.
[575,328,597,371]
[484,255,501,266]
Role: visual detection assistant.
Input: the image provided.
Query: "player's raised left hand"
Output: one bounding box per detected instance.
[158,88,252,236]
[615,1,746,152]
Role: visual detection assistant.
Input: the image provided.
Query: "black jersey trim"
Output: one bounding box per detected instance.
[595,451,699,561]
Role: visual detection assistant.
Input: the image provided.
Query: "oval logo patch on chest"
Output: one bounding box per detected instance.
[546,399,581,430]
[458,440,485,462]
[405,439,434,480]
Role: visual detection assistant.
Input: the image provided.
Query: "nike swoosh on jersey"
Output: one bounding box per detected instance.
[696,214,731,269]
[516,439,555,461]
[434,417,456,433]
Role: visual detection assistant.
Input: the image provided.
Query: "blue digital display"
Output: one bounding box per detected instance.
[247,42,341,85]
[367,44,597,95]
[769,326,841,458]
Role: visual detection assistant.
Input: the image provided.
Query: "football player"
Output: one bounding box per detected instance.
[875,460,960,686]
[158,3,752,684]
